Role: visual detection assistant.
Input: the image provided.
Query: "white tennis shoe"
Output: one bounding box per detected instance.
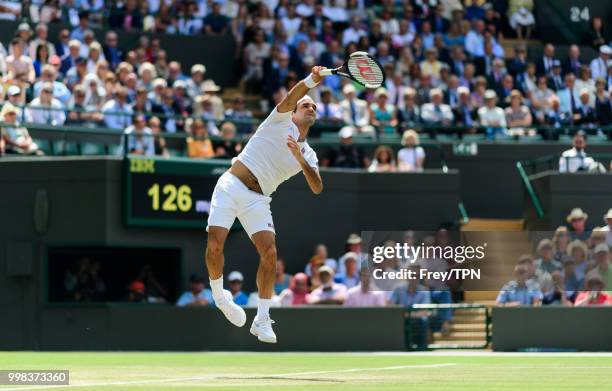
[250,316,277,343]
[216,290,246,327]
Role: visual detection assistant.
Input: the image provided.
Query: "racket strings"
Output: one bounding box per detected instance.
[347,56,385,87]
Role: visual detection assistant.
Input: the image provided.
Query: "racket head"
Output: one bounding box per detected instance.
[344,52,386,89]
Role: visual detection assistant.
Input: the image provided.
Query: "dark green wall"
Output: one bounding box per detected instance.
[493,307,612,351]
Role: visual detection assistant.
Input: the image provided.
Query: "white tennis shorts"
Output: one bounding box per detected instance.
[206,171,275,237]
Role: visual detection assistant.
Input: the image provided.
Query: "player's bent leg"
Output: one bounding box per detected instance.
[206,226,246,328]
[249,230,277,343]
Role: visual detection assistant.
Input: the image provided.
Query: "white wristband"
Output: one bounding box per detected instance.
[304,73,318,89]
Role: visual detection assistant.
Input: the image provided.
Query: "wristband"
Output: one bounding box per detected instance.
[304,73,318,89]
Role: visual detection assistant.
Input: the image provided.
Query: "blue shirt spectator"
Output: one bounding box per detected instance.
[125,117,155,156]
[177,275,213,307]
[497,265,543,306]
[390,285,431,307]
[227,271,248,307]
[102,89,133,130]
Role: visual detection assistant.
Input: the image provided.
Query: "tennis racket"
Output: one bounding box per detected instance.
[319,51,386,89]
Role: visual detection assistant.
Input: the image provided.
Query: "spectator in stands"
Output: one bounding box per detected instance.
[389,266,431,349]
[557,73,579,115]
[34,65,71,105]
[323,127,368,169]
[334,252,360,289]
[566,208,591,242]
[204,1,230,36]
[574,275,612,306]
[575,65,595,98]
[307,265,347,305]
[152,87,181,133]
[186,118,214,159]
[368,145,396,173]
[594,80,611,125]
[227,271,248,306]
[562,45,583,78]
[214,121,241,158]
[3,85,25,120]
[478,89,507,138]
[508,1,535,40]
[464,19,485,58]
[103,31,123,71]
[60,39,81,76]
[344,267,386,307]
[5,38,35,85]
[102,86,133,130]
[66,85,103,127]
[397,130,425,172]
[148,117,169,157]
[64,57,88,90]
[317,87,342,124]
[544,95,571,139]
[278,272,309,306]
[548,61,565,92]
[536,43,557,77]
[369,87,397,135]
[567,239,590,281]
[505,89,533,135]
[224,95,253,135]
[339,84,373,135]
[531,76,554,124]
[306,244,338,275]
[535,239,562,274]
[274,259,291,295]
[552,226,571,263]
[124,114,155,156]
[585,243,611,288]
[421,88,454,136]
[176,275,213,307]
[602,209,612,247]
[542,270,572,305]
[496,264,543,306]
[559,132,595,173]
[453,86,475,131]
[573,89,597,128]
[1,104,41,156]
[26,82,66,126]
[397,87,422,131]
[590,45,611,80]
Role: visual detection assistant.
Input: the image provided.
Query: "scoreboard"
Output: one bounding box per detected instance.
[123,156,230,228]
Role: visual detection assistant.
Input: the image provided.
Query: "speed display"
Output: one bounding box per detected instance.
[123,156,230,228]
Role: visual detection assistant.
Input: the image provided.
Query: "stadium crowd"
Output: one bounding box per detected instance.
[2,1,612,159]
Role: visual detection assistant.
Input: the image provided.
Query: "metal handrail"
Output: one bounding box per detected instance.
[516,161,545,219]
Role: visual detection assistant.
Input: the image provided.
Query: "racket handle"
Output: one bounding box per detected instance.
[319,69,334,76]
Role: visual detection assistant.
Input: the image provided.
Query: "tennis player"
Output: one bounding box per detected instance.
[205,66,327,343]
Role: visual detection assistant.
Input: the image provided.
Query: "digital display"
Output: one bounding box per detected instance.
[123,156,230,228]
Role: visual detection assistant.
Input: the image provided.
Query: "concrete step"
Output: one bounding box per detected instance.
[462,218,524,231]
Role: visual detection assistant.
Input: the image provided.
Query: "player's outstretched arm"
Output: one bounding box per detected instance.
[287,135,323,194]
[277,66,326,113]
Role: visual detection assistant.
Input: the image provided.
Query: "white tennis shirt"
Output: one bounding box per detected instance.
[235,107,319,196]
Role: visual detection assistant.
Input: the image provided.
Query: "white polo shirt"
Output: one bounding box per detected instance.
[236,107,318,196]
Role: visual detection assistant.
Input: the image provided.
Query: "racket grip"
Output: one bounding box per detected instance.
[319,69,333,76]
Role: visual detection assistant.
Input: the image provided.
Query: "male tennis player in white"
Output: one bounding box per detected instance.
[205,66,327,343]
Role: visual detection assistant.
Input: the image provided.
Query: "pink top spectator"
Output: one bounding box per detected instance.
[344,284,386,306]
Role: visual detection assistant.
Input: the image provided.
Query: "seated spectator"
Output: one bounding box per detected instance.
[227,271,248,306]
[224,95,253,135]
[33,64,71,105]
[344,267,386,307]
[278,272,309,306]
[585,243,610,288]
[552,226,571,263]
[214,122,242,159]
[126,280,147,303]
[559,132,594,173]
[567,239,591,285]
[3,85,25,120]
[594,80,611,125]
[339,84,374,135]
[575,65,595,98]
[0,105,42,155]
[305,244,338,275]
[186,118,214,159]
[317,87,342,124]
[186,64,206,99]
[478,89,507,138]
[203,1,230,36]
[557,73,579,115]
[274,259,291,295]
[530,76,554,123]
[547,61,565,92]
[535,239,563,274]
[322,127,368,168]
[369,87,397,135]
[176,275,213,307]
[589,45,611,80]
[574,275,612,306]
[102,86,133,130]
[572,88,597,128]
[334,252,360,288]
[5,38,35,85]
[148,117,170,157]
[542,270,572,305]
[421,88,454,136]
[561,259,583,303]
[195,95,220,136]
[389,269,431,349]
[66,85,104,127]
[397,129,425,172]
[397,87,422,131]
[505,89,533,135]
[496,264,543,306]
[508,1,535,40]
[152,87,182,133]
[544,95,571,138]
[368,145,396,173]
[26,82,66,126]
[453,86,475,132]
[307,265,347,304]
[124,114,155,156]
[420,47,443,82]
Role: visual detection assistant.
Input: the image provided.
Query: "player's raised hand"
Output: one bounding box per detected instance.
[311,66,327,84]
[286,135,303,161]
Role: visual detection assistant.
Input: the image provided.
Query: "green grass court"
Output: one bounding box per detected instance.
[1,352,611,390]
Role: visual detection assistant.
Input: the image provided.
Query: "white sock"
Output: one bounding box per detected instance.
[210,276,224,302]
[257,298,272,320]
